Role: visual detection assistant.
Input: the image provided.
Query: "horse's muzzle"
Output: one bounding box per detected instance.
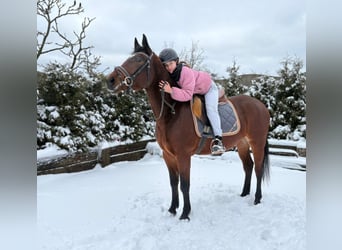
[107,76,115,90]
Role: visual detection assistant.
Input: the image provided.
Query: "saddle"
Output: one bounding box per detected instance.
[191,93,240,138]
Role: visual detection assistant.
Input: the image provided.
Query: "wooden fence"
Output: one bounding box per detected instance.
[37,139,305,175]
[37,139,155,175]
[268,141,306,157]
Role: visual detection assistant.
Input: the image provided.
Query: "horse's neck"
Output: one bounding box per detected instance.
[146,72,174,121]
[146,83,167,120]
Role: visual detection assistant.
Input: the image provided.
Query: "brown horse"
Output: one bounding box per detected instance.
[107,34,270,220]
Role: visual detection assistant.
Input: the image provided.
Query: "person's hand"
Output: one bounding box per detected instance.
[159,80,172,94]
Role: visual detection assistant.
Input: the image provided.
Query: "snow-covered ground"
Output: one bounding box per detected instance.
[37,142,305,250]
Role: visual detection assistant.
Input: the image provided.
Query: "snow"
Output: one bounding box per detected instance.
[37,142,305,250]
[37,143,68,161]
[268,138,305,147]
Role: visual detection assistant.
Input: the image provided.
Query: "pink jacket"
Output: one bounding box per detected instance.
[171,66,212,102]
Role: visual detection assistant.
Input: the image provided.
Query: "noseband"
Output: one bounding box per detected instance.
[113,52,153,91]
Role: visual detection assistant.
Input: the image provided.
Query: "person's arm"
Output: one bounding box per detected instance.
[170,67,195,102]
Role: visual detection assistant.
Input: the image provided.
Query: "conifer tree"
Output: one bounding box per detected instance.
[248,75,277,129]
[273,57,306,139]
[219,60,248,96]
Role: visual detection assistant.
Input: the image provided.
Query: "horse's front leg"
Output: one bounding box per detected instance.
[168,168,179,215]
[178,155,191,220]
[163,151,179,215]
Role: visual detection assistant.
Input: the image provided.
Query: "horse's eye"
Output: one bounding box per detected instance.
[109,77,115,83]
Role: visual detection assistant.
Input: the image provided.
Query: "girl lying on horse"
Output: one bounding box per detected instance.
[158,48,225,155]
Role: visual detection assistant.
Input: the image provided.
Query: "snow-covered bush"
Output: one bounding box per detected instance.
[247,57,306,140]
[37,63,154,152]
[248,75,277,127]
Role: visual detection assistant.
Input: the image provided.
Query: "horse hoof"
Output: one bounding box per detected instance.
[254,199,261,205]
[168,208,177,215]
[179,212,190,220]
[240,192,249,197]
[179,215,190,221]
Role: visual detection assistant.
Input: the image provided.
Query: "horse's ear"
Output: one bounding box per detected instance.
[134,38,142,52]
[142,34,152,55]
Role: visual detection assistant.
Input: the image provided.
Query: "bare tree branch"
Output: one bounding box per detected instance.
[37,0,99,74]
[37,0,86,59]
[179,41,206,70]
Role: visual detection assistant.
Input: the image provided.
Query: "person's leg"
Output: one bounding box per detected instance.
[204,81,222,137]
[204,82,225,155]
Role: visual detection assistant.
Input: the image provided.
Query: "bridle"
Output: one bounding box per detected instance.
[111,51,176,119]
[112,52,153,92]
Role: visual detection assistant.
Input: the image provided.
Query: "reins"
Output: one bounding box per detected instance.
[156,89,176,120]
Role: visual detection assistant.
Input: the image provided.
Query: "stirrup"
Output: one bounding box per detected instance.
[210,139,226,156]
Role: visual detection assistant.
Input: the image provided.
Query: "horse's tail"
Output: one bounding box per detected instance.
[262,139,270,183]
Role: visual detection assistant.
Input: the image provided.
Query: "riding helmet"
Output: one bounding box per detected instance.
[159,48,179,63]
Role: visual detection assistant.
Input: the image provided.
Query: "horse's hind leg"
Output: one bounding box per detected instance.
[163,151,179,215]
[250,142,267,205]
[237,139,254,197]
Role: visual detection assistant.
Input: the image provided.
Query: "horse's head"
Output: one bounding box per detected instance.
[107,34,157,93]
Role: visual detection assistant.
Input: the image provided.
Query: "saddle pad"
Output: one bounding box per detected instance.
[193,100,241,138]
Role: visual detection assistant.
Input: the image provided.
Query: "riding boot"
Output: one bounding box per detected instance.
[211,136,226,155]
